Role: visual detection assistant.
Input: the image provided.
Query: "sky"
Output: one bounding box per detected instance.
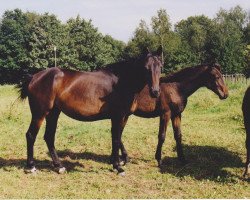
[0,0,249,42]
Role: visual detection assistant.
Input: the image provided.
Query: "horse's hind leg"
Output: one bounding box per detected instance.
[44,107,65,174]
[172,114,186,164]
[25,116,45,173]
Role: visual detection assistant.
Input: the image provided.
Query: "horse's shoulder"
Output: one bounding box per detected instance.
[160,82,185,111]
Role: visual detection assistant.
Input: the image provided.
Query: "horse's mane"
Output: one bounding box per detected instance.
[97,56,143,74]
[160,64,209,83]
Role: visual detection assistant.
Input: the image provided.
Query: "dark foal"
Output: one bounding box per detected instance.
[17,47,163,175]
[242,86,250,178]
[119,63,228,167]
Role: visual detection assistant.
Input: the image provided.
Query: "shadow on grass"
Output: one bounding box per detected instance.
[0,150,110,173]
[160,144,244,182]
[0,157,85,172]
[57,149,110,164]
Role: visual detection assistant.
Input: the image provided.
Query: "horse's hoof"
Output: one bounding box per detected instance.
[119,160,125,166]
[57,167,66,174]
[112,166,125,176]
[24,166,37,174]
[118,171,126,176]
[157,160,162,167]
[243,171,250,179]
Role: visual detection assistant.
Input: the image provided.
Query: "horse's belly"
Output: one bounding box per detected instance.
[134,110,160,118]
[57,98,110,121]
[62,110,110,121]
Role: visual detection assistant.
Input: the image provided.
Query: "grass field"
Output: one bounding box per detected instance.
[0,82,249,198]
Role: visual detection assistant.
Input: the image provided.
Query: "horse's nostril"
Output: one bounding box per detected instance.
[152,90,159,97]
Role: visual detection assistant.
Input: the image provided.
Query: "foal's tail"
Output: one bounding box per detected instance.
[16,74,33,100]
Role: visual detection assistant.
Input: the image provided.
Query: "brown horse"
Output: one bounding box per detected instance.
[17,47,163,175]
[243,86,250,178]
[118,63,228,167]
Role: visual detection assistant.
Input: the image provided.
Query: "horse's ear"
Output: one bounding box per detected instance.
[142,47,150,56]
[156,45,163,56]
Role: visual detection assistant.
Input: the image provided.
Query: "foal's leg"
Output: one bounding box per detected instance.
[25,116,45,173]
[111,116,126,175]
[155,112,170,167]
[44,107,65,174]
[172,114,186,163]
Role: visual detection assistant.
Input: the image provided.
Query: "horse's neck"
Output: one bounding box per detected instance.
[178,71,206,98]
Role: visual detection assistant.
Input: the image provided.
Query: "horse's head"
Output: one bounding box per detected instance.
[142,46,163,98]
[205,63,229,100]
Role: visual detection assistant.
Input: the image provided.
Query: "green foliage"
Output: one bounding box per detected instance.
[0,10,125,83]
[0,9,31,82]
[0,6,249,82]
[28,13,66,69]
[175,15,215,64]
[126,6,249,75]
[211,6,247,74]
[66,16,125,71]
[244,45,250,77]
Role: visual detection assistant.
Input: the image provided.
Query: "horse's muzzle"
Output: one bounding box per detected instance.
[150,88,160,98]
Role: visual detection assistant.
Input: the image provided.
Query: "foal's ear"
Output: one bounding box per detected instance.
[208,62,222,72]
[213,63,222,72]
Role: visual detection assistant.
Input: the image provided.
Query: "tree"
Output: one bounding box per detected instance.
[124,20,154,59]
[175,15,215,64]
[66,16,122,71]
[0,9,30,73]
[28,13,68,69]
[212,6,247,73]
[244,45,250,77]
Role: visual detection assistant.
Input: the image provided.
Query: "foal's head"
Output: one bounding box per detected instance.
[205,63,229,99]
[142,46,163,98]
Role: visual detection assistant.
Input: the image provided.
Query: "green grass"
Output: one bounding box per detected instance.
[0,83,249,198]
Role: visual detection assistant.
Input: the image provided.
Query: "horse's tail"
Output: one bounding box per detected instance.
[242,87,250,177]
[16,74,33,100]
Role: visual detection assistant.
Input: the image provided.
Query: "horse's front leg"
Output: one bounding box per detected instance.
[110,116,129,165]
[172,114,186,164]
[120,139,129,165]
[119,115,129,165]
[155,112,170,167]
[111,116,126,175]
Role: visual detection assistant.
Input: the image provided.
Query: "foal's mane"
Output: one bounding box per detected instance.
[161,64,210,83]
